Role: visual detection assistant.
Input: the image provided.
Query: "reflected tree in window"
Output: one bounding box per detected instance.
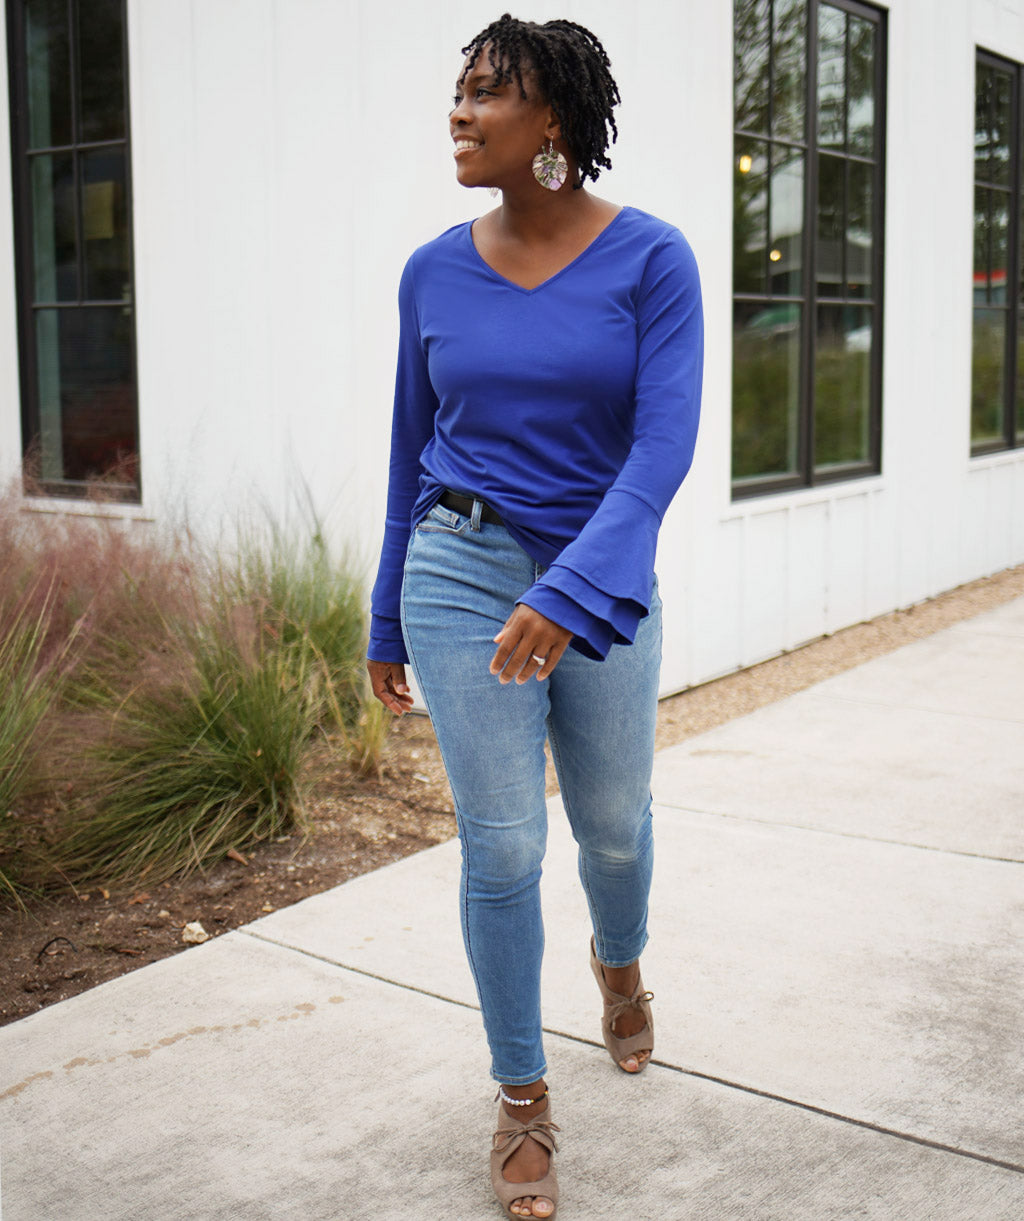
[733,0,885,493]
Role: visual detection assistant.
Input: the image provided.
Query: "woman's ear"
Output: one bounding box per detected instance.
[544,107,562,142]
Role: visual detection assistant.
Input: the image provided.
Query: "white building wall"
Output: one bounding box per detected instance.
[2,0,1024,693]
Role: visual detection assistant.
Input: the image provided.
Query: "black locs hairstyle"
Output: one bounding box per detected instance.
[459,13,621,188]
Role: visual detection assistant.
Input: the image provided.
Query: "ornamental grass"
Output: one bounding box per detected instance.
[0,483,384,900]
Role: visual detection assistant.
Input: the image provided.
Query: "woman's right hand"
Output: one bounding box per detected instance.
[367,659,414,716]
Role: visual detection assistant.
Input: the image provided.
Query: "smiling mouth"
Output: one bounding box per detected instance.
[453,139,483,156]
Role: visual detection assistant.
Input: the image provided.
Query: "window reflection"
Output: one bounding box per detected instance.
[815,305,872,469]
[770,146,804,294]
[847,15,875,156]
[733,301,801,481]
[990,69,1013,188]
[847,161,872,295]
[26,0,71,149]
[734,139,769,293]
[817,5,846,150]
[733,0,884,490]
[772,0,806,140]
[35,307,138,484]
[31,153,76,301]
[735,0,771,134]
[13,0,138,494]
[817,152,844,297]
[972,309,1007,445]
[78,0,126,142]
[83,148,129,300]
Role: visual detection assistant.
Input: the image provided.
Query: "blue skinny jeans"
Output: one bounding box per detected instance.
[400,500,661,1085]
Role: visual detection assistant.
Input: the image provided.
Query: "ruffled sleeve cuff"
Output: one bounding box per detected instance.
[518,566,651,661]
[516,488,659,661]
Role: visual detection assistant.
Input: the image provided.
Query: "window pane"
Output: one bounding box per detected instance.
[772,0,806,142]
[78,0,126,142]
[817,151,844,297]
[815,304,872,468]
[82,147,130,300]
[31,151,77,301]
[847,14,876,157]
[34,305,138,483]
[974,185,990,301]
[732,300,801,480]
[974,186,1010,303]
[847,160,873,296]
[25,0,72,148]
[991,192,1010,304]
[735,0,771,134]
[734,138,769,294]
[990,66,1013,188]
[971,308,1007,445]
[770,146,804,294]
[817,4,846,151]
[975,62,993,183]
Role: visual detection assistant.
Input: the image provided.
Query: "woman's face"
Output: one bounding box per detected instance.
[449,48,557,190]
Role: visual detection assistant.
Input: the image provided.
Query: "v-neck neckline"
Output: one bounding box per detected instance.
[466,206,629,295]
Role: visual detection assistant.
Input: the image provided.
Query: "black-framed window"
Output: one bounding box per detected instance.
[733,0,886,498]
[6,0,139,499]
[973,50,1024,454]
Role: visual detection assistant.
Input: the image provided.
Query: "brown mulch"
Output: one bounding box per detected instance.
[2,563,1022,1028]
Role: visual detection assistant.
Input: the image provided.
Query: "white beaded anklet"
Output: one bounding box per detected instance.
[497,1085,549,1108]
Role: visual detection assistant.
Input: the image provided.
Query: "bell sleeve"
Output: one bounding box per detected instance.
[517,227,703,659]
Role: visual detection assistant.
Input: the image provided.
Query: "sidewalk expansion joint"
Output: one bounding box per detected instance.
[651,1060,1024,1176]
[241,929,1024,1177]
[238,928,484,1015]
[655,803,1024,866]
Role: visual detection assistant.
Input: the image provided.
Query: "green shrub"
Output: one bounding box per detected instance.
[57,597,319,886]
[0,483,388,897]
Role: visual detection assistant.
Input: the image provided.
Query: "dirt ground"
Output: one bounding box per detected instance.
[2,562,1022,1028]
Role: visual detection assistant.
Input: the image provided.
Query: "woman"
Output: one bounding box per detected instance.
[367,14,703,1218]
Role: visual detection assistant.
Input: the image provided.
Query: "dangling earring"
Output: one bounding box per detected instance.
[532,140,568,191]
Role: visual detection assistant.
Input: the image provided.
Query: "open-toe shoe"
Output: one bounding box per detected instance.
[490,1095,560,1219]
[589,936,654,1072]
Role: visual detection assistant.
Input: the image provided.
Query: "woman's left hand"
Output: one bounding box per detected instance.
[490,605,572,684]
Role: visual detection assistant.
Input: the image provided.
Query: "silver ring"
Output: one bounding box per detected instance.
[531,654,547,665]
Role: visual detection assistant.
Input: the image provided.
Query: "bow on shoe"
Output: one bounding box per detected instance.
[492,1119,561,1157]
[606,989,655,1029]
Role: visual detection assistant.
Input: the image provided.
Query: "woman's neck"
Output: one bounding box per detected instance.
[491,184,611,245]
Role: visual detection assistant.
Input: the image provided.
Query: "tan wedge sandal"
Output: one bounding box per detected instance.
[490,1094,560,1218]
[589,937,654,1072]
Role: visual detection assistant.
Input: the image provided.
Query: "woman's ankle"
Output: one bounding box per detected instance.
[499,1079,548,1120]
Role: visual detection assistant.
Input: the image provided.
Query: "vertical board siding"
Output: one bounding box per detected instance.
[826,495,871,635]
[788,502,829,647]
[743,510,790,666]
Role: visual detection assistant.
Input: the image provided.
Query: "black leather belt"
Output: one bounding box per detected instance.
[438,490,503,526]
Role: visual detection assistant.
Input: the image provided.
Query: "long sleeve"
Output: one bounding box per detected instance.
[367,255,439,663]
[518,227,703,658]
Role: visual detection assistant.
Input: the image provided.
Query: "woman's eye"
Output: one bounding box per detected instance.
[476,88,492,97]
[451,95,463,108]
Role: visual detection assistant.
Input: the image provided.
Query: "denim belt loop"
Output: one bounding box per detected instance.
[470,499,483,532]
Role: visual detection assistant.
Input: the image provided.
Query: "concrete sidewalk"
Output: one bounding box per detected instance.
[2,599,1023,1220]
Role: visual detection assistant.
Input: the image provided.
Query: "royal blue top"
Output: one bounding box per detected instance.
[368,205,704,663]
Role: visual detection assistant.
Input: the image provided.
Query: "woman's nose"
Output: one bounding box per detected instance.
[449,96,471,127]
